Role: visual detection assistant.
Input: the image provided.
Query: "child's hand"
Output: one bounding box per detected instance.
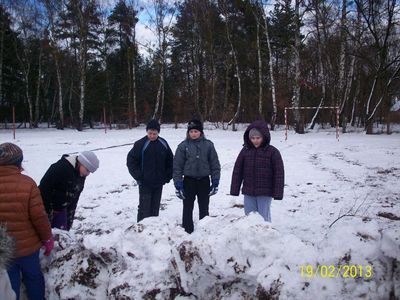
[174,181,185,199]
[43,237,54,256]
[209,179,219,196]
[209,186,218,196]
[175,189,186,200]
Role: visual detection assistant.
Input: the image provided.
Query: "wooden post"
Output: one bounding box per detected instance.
[284,107,288,141]
[336,106,339,141]
[12,106,16,140]
[103,106,107,134]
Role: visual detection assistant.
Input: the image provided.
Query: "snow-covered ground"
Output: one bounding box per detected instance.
[1,125,399,299]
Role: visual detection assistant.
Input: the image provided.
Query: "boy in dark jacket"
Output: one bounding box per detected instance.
[127,119,174,222]
[39,151,99,230]
[230,120,284,221]
[173,119,221,233]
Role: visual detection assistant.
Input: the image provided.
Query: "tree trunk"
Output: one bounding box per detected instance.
[34,46,43,128]
[208,52,216,121]
[222,60,230,129]
[0,18,4,105]
[153,61,164,120]
[309,0,325,130]
[337,0,347,107]
[341,9,360,132]
[68,79,74,127]
[193,49,201,118]
[54,57,64,129]
[78,43,86,131]
[127,54,133,128]
[132,42,137,126]
[50,92,57,126]
[263,10,277,129]
[225,22,241,131]
[24,72,33,128]
[256,21,263,119]
[292,0,303,133]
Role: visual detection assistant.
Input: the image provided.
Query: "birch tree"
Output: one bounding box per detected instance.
[43,0,65,128]
[292,0,303,133]
[59,0,100,131]
[149,0,176,121]
[11,0,44,128]
[219,0,242,131]
[260,0,278,129]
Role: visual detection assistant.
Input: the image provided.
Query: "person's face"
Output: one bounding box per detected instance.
[79,164,90,177]
[188,129,201,139]
[250,136,263,148]
[147,129,159,141]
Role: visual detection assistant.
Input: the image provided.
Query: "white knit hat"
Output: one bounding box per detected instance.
[77,151,99,173]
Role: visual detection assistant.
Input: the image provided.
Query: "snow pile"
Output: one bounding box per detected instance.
[42,213,399,299]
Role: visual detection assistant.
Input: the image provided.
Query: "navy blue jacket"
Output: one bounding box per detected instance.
[127,136,173,187]
[39,155,85,229]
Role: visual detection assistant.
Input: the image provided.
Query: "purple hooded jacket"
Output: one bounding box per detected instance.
[230,120,285,200]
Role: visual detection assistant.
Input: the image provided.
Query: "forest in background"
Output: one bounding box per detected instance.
[0,0,399,133]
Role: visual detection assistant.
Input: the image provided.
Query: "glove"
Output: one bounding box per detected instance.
[209,179,219,196]
[175,189,185,200]
[43,238,54,256]
[174,181,185,200]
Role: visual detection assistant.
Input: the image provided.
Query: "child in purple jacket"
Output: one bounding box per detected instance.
[230,120,284,221]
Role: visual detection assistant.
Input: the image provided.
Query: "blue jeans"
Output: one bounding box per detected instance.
[244,195,272,222]
[7,251,45,300]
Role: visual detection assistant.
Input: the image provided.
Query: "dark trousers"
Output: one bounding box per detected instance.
[137,185,163,222]
[51,209,68,230]
[7,251,45,300]
[182,176,210,233]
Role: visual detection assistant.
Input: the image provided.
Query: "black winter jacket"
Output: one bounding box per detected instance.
[39,155,85,229]
[127,136,173,187]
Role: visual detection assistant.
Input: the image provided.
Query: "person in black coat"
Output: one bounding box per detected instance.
[39,151,99,230]
[127,119,173,222]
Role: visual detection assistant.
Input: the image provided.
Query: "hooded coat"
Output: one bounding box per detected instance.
[230,120,285,199]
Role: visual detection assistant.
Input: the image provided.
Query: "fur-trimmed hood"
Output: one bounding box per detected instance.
[0,225,15,268]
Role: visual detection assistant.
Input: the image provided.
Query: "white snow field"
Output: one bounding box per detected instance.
[1,124,399,300]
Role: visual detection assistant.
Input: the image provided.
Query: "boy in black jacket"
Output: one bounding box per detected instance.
[39,151,99,230]
[127,119,173,222]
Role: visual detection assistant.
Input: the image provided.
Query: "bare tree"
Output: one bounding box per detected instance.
[43,0,65,128]
[260,1,278,129]
[219,0,241,131]
[292,0,303,133]
[308,0,327,130]
[11,0,44,128]
[354,0,399,134]
[149,0,176,121]
[59,0,101,130]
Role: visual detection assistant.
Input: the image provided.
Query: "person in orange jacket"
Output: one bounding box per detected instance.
[0,143,54,300]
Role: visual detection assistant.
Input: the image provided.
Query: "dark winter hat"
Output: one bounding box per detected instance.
[187,119,203,133]
[146,119,160,132]
[249,128,262,138]
[78,151,99,173]
[0,143,23,167]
